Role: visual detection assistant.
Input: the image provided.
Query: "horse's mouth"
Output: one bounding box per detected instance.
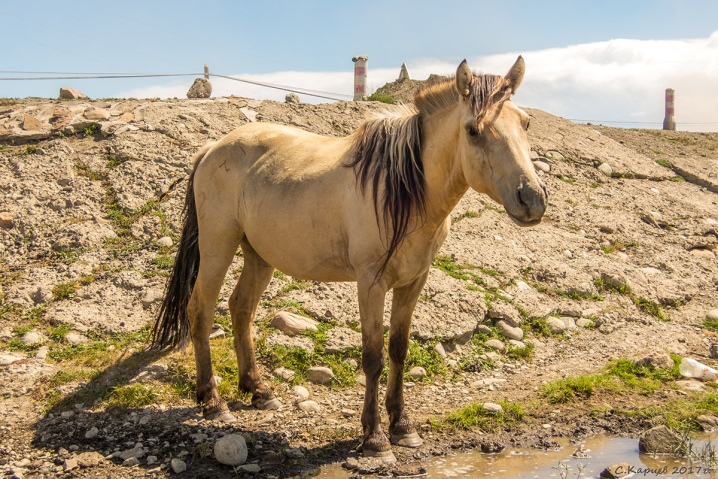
[507,212,543,227]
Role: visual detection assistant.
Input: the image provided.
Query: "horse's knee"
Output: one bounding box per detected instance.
[362,345,386,379]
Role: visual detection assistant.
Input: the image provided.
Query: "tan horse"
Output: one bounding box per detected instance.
[154,57,547,462]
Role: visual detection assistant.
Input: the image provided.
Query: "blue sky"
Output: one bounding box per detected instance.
[2,0,718,130]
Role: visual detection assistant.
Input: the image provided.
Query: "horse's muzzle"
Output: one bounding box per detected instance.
[511,177,548,226]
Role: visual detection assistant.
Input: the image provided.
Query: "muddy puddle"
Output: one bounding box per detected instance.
[319,435,718,478]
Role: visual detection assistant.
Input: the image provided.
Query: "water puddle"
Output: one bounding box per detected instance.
[319,435,718,478]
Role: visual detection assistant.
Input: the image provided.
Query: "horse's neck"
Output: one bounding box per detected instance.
[421,110,469,227]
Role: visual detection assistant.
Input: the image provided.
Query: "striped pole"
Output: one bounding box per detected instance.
[663,88,676,131]
[352,55,368,101]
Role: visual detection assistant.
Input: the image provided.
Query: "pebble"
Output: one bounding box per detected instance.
[64,332,88,345]
[293,385,310,401]
[156,236,173,247]
[485,339,505,352]
[477,324,493,335]
[533,160,550,173]
[0,353,24,366]
[285,448,305,459]
[122,457,140,467]
[598,162,613,176]
[20,331,45,346]
[85,426,99,439]
[483,402,503,414]
[35,347,49,360]
[434,342,447,358]
[214,434,247,466]
[707,310,718,322]
[146,455,158,465]
[507,340,526,349]
[576,318,593,328]
[307,366,334,384]
[170,458,187,473]
[238,464,261,473]
[496,320,524,341]
[407,366,427,380]
[297,400,322,413]
[63,457,78,471]
[546,317,568,334]
[273,367,296,381]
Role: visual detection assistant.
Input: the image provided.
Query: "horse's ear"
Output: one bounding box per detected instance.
[456,60,473,98]
[505,56,525,93]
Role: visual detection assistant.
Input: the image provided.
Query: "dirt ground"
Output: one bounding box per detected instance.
[0,83,717,478]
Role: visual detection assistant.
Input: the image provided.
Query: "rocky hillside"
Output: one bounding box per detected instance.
[0,91,717,478]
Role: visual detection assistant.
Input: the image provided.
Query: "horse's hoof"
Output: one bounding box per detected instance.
[253,397,282,410]
[362,448,396,463]
[204,406,237,423]
[391,432,423,448]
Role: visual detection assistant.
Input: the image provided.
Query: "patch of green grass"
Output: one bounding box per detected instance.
[668,175,684,182]
[633,296,668,320]
[431,254,498,289]
[704,317,718,332]
[25,145,37,154]
[655,158,674,168]
[559,176,576,183]
[152,254,175,269]
[443,399,525,431]
[367,91,395,104]
[48,323,73,342]
[83,123,98,136]
[451,210,479,224]
[406,340,448,378]
[106,383,159,409]
[541,356,680,404]
[506,341,534,361]
[51,281,81,301]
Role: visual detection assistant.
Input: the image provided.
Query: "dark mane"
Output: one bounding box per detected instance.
[347,73,509,278]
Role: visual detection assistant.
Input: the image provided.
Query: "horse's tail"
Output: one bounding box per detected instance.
[152,144,213,349]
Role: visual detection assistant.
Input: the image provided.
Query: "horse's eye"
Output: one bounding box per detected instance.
[467,126,479,138]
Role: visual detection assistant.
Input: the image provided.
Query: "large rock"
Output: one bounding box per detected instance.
[187,78,212,99]
[487,302,522,327]
[638,425,683,454]
[59,87,88,99]
[270,312,318,336]
[214,434,247,466]
[600,462,631,479]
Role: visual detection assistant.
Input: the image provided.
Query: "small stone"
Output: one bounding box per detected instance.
[488,303,522,327]
[59,87,88,99]
[22,115,42,131]
[119,444,145,460]
[477,324,493,334]
[711,344,718,359]
[306,366,334,384]
[123,457,140,467]
[485,339,505,352]
[598,162,613,177]
[341,409,356,417]
[156,236,173,248]
[214,434,247,466]
[697,415,718,432]
[285,93,300,104]
[707,310,718,322]
[434,342,447,358]
[691,249,715,259]
[85,426,99,439]
[187,78,212,99]
[76,451,104,468]
[507,340,526,349]
[285,447,304,459]
[482,402,503,413]
[65,332,88,345]
[407,366,427,380]
[271,311,318,336]
[272,367,296,382]
[63,457,78,471]
[635,351,674,371]
[496,320,524,341]
[146,455,158,465]
[576,318,593,328]
[600,462,631,479]
[170,458,187,473]
[238,464,261,473]
[141,289,165,310]
[297,400,321,413]
[0,212,14,229]
[600,272,632,292]
[0,353,23,366]
[545,150,563,159]
[533,160,550,173]
[638,425,683,454]
[546,317,568,334]
[20,331,46,346]
[61,410,75,419]
[83,107,110,121]
[293,385,310,400]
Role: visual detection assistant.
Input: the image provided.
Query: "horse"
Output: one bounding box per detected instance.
[153,56,547,462]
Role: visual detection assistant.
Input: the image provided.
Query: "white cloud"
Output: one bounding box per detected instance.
[120,30,718,132]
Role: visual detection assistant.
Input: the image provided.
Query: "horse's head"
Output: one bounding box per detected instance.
[455,57,547,226]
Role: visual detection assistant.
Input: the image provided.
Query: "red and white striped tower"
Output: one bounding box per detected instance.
[352,55,368,101]
[663,88,676,131]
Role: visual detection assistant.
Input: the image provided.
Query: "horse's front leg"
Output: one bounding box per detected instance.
[357,278,394,462]
[386,271,427,447]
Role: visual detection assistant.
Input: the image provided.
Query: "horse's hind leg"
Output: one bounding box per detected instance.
[230,239,278,409]
[386,271,428,448]
[188,222,241,422]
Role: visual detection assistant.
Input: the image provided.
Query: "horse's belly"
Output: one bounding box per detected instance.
[244,220,356,282]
